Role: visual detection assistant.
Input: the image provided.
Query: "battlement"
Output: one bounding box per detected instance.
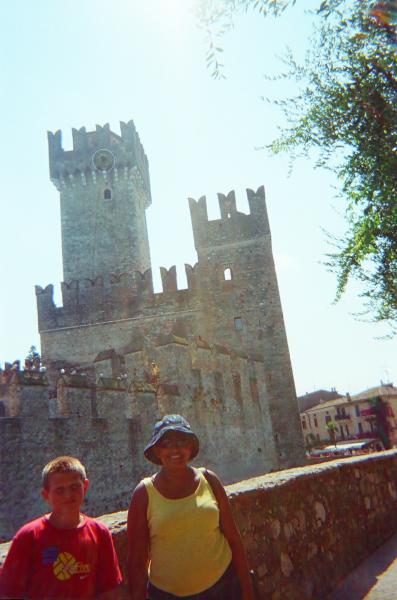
[48,121,151,203]
[189,186,270,250]
[0,337,264,421]
[35,264,202,331]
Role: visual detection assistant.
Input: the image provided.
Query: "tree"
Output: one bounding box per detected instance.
[199,0,397,328]
[368,395,391,448]
[24,345,41,370]
[326,420,338,446]
[305,431,319,449]
[198,0,297,79]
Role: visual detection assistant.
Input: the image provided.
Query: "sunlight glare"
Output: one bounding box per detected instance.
[142,0,195,31]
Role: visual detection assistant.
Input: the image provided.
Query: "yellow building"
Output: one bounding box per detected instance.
[300,384,397,449]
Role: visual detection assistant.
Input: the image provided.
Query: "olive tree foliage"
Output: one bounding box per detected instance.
[198,0,397,329]
[197,0,297,78]
[269,1,397,326]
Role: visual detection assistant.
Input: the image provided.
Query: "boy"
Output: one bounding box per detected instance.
[0,456,122,599]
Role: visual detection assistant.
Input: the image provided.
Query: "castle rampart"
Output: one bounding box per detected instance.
[189,187,270,251]
[36,264,201,333]
[0,334,278,539]
[48,121,151,200]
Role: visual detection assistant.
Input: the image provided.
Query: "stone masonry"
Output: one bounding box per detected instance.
[1,121,305,538]
[3,451,396,599]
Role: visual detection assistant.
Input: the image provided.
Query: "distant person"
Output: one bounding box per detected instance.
[0,456,122,599]
[127,414,255,600]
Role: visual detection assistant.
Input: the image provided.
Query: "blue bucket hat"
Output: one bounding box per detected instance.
[144,414,200,465]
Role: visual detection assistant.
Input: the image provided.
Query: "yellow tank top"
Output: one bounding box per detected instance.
[143,468,232,596]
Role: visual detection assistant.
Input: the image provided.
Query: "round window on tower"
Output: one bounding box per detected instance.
[92,148,115,171]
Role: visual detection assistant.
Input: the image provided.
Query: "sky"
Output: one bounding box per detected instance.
[0,0,396,396]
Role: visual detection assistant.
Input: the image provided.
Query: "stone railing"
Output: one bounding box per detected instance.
[2,451,397,599]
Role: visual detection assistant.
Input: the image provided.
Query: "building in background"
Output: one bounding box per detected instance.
[300,384,397,450]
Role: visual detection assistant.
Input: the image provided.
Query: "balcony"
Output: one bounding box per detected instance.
[360,407,377,417]
[335,413,351,421]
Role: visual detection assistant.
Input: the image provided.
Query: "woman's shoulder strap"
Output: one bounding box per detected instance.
[141,475,154,490]
[199,467,216,495]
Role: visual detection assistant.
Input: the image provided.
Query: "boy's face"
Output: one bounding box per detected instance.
[42,471,89,513]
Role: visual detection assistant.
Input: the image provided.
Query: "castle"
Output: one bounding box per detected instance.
[0,121,305,540]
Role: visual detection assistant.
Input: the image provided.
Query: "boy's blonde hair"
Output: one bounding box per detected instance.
[42,456,87,489]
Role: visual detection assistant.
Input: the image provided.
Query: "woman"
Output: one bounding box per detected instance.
[127,414,255,600]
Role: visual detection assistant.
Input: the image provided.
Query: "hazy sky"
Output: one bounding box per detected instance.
[0,0,396,396]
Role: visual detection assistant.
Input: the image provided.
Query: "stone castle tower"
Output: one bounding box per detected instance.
[48,121,152,281]
[0,121,305,539]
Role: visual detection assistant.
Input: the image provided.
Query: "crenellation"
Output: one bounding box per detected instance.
[188,195,208,242]
[47,130,62,164]
[35,283,55,304]
[135,268,154,296]
[246,185,270,232]
[39,263,220,334]
[160,266,178,293]
[189,189,270,253]
[184,263,198,290]
[218,190,237,219]
[61,279,79,309]
[71,126,88,151]
[119,120,151,195]
[94,123,112,146]
[35,284,57,330]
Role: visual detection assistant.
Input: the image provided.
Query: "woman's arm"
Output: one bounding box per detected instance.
[127,482,150,600]
[204,470,256,600]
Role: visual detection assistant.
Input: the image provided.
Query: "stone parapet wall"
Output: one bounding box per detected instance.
[4,452,395,599]
[229,451,397,599]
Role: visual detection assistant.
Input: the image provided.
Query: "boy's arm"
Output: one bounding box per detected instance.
[97,587,120,600]
[96,524,122,600]
[0,530,33,599]
[127,482,150,600]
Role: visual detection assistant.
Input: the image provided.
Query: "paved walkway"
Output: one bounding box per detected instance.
[327,532,397,600]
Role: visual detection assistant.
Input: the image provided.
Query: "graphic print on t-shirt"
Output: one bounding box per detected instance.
[42,546,91,581]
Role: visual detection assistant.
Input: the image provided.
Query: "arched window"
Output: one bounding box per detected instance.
[224,267,232,281]
[104,188,112,200]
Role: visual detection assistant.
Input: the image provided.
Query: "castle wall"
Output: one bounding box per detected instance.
[0,337,278,539]
[59,176,151,281]
[0,379,140,540]
[36,268,201,364]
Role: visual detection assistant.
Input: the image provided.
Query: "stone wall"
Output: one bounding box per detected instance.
[0,337,280,540]
[4,452,394,599]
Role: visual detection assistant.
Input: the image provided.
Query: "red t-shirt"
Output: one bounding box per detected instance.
[0,515,122,599]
